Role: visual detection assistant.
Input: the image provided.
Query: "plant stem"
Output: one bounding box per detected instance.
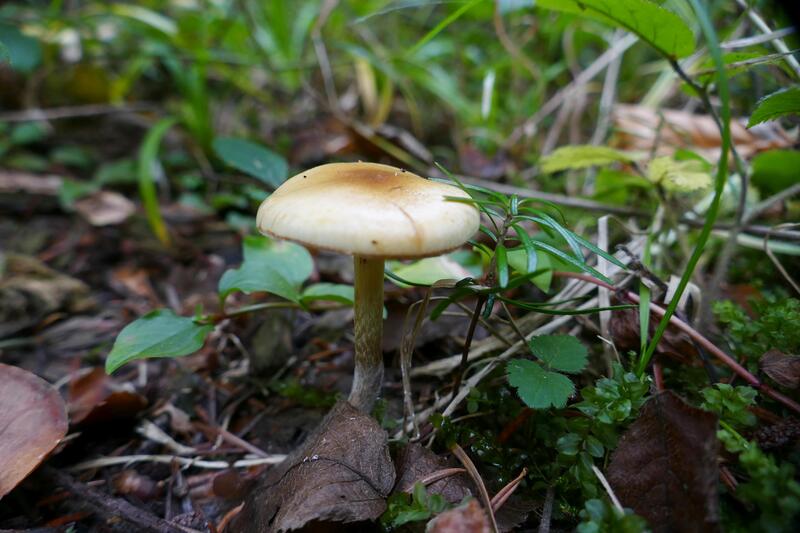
[349,255,385,412]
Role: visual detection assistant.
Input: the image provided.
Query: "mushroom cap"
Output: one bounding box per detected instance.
[256,162,480,258]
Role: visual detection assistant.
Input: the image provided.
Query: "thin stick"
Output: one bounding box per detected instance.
[491,467,528,512]
[591,465,624,513]
[450,443,499,533]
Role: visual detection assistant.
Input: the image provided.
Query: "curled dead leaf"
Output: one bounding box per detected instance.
[394,442,472,504]
[760,349,800,389]
[0,364,69,499]
[232,401,396,532]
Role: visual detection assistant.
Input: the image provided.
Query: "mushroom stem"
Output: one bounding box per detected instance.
[349,255,385,412]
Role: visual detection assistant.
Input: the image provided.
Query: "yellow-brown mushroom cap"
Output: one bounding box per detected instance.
[256,162,480,258]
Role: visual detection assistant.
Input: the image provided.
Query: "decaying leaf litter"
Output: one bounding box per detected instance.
[2,1,800,532]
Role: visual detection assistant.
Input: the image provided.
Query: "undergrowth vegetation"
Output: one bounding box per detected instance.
[1,0,800,531]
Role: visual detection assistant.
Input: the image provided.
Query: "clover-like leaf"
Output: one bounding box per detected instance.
[529,334,588,374]
[507,359,575,409]
[105,309,213,374]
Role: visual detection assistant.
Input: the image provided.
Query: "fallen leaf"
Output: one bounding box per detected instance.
[232,401,396,532]
[607,391,719,532]
[0,364,69,499]
[73,189,136,226]
[68,367,147,425]
[755,417,800,450]
[427,499,491,533]
[609,308,696,365]
[394,443,471,504]
[0,253,94,337]
[612,103,796,161]
[759,349,800,389]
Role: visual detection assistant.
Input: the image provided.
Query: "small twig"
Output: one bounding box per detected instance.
[735,0,800,77]
[764,223,800,297]
[406,468,467,492]
[68,454,286,472]
[48,468,186,533]
[450,443,499,533]
[196,422,271,459]
[0,102,157,122]
[591,465,624,514]
[537,487,555,533]
[491,467,528,512]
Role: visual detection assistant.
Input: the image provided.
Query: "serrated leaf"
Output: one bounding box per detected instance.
[747,87,800,128]
[535,0,695,59]
[647,156,712,192]
[529,334,588,373]
[507,359,575,409]
[301,283,354,305]
[105,309,212,374]
[213,137,288,188]
[218,236,312,302]
[540,145,635,173]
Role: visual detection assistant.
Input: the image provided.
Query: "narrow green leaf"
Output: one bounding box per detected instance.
[747,87,800,128]
[495,244,509,288]
[106,309,212,374]
[531,240,612,284]
[213,137,288,188]
[138,117,176,246]
[535,0,695,59]
[529,334,588,374]
[507,359,575,409]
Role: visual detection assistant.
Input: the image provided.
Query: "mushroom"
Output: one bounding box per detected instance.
[257,162,480,412]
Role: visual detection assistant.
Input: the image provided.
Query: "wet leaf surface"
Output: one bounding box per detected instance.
[232,401,396,532]
[0,364,68,498]
[607,391,720,532]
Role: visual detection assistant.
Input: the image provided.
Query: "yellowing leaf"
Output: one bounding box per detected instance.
[647,157,711,192]
[540,145,635,173]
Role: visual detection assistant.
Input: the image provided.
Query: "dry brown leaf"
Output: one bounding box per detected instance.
[760,349,800,389]
[73,190,136,226]
[232,401,396,532]
[394,442,472,504]
[607,391,719,532]
[68,367,147,425]
[0,364,69,499]
[612,103,796,161]
[427,499,491,533]
[609,308,696,365]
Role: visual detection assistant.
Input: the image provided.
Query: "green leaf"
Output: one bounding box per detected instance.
[213,137,288,188]
[301,283,354,305]
[388,254,475,287]
[646,156,712,192]
[535,0,695,59]
[138,117,177,246]
[506,248,552,292]
[529,334,588,373]
[0,23,42,73]
[507,358,575,409]
[496,244,509,288]
[540,145,635,174]
[110,4,178,36]
[748,87,800,128]
[218,236,312,302]
[106,309,212,374]
[751,149,800,195]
